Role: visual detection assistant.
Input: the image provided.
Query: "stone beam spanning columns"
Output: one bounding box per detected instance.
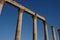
[0,0,46,22]
[51,26,57,40]
[43,21,49,40]
[5,1,46,21]
[15,9,24,40]
[58,29,60,39]
[0,0,5,14]
[32,14,37,40]
[5,0,13,2]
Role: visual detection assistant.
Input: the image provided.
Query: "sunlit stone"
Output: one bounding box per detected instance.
[0,0,4,14]
[5,0,13,2]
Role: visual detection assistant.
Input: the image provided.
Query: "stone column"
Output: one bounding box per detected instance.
[15,9,24,40]
[32,14,37,40]
[0,0,5,14]
[43,21,49,40]
[58,29,60,39]
[51,26,56,40]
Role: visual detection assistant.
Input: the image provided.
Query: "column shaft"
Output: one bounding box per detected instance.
[33,15,37,40]
[43,21,49,40]
[15,9,23,40]
[0,0,5,14]
[51,26,56,40]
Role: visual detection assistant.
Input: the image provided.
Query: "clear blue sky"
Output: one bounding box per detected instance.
[0,0,60,40]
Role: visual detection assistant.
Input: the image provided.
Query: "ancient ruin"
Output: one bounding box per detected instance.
[0,0,60,40]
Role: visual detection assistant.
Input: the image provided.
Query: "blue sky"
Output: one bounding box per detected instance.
[0,0,60,40]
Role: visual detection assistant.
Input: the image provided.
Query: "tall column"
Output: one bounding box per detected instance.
[51,26,56,40]
[43,21,49,40]
[58,29,60,39]
[15,9,24,40]
[0,0,5,14]
[32,14,37,40]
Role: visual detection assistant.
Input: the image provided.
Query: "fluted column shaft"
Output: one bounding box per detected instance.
[32,14,37,40]
[15,9,23,40]
[51,26,56,40]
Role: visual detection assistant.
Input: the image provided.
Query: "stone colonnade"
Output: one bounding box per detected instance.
[15,9,49,40]
[0,0,60,40]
